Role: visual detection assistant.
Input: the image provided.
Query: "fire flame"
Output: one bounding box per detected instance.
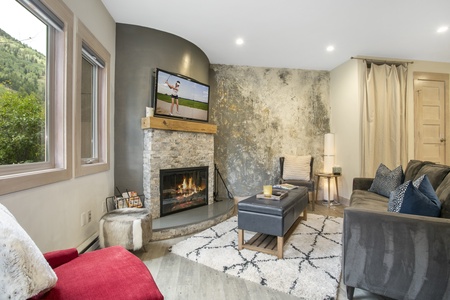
[178,176,199,195]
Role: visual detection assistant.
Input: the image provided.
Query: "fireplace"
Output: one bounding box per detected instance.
[159,166,209,216]
[143,128,215,219]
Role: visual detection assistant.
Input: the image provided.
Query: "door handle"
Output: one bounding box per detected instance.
[441,138,446,142]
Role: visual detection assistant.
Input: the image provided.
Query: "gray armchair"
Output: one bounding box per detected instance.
[280,156,315,209]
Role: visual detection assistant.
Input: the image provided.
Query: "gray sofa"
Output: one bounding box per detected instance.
[343,160,450,300]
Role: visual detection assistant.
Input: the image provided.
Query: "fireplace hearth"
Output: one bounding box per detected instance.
[160,166,208,216]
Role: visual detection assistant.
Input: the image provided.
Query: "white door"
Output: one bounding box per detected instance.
[414,76,446,163]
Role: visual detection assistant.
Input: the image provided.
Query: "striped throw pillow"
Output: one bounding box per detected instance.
[283,155,311,181]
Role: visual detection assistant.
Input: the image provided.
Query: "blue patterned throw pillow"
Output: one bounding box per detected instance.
[388,175,441,217]
[369,163,404,197]
[388,180,409,212]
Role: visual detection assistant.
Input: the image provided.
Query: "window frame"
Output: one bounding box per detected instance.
[0,0,73,195]
[74,20,110,177]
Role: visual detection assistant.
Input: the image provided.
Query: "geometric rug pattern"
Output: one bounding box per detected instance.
[171,214,343,300]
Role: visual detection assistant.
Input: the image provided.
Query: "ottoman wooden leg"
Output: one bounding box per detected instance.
[277,236,284,258]
[238,229,244,250]
[303,208,308,221]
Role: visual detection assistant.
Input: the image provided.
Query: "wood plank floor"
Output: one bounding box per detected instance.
[135,200,388,299]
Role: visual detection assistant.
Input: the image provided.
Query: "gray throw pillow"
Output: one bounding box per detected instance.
[368,163,403,197]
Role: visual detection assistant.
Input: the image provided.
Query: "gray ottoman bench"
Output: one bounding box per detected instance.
[237,187,308,258]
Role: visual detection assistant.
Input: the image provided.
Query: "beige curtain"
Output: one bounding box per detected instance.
[361,62,408,177]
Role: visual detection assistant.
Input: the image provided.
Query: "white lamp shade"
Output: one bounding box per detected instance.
[324,156,334,174]
[324,133,335,156]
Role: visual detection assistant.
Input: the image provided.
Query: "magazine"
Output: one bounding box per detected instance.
[256,189,288,200]
[272,183,298,190]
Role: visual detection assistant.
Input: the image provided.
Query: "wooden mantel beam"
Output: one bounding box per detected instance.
[141,117,217,134]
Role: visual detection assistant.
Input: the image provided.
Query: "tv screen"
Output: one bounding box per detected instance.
[153,68,210,122]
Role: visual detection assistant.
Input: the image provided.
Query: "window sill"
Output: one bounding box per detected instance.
[0,167,71,196]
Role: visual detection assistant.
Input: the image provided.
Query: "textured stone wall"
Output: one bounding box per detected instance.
[209,65,330,197]
[143,129,214,218]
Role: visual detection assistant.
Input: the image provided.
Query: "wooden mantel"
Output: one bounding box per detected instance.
[141,116,217,134]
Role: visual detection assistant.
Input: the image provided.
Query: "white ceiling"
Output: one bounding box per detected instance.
[101,0,450,71]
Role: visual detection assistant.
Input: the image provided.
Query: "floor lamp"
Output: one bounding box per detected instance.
[323,133,335,202]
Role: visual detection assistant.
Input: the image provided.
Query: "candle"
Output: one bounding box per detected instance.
[263,185,272,197]
[146,107,154,117]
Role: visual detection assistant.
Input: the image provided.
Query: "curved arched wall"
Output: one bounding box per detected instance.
[114,24,210,194]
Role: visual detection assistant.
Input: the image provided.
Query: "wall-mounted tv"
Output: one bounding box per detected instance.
[153,68,210,122]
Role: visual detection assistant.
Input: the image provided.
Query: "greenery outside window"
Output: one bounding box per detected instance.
[75,21,110,177]
[0,0,73,195]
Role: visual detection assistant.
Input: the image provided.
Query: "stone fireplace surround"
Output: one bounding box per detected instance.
[143,122,215,219]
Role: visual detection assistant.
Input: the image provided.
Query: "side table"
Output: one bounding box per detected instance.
[314,173,341,208]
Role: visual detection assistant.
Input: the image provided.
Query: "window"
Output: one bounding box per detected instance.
[0,0,73,195]
[81,47,101,164]
[75,21,110,177]
[0,2,47,166]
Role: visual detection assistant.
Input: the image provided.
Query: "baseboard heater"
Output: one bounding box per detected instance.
[77,233,99,254]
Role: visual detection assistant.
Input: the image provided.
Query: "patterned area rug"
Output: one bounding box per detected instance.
[171,214,343,299]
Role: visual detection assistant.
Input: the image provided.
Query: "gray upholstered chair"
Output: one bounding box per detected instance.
[280,156,315,210]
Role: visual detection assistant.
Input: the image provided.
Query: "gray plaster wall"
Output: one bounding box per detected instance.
[209,65,330,197]
[114,24,210,195]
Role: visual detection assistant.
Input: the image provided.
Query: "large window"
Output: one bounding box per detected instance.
[75,21,110,177]
[0,2,47,166]
[0,0,73,195]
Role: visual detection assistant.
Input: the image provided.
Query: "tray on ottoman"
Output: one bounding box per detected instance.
[237,187,308,258]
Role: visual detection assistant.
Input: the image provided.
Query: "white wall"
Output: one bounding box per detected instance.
[0,0,116,253]
[330,59,450,202]
[330,59,361,202]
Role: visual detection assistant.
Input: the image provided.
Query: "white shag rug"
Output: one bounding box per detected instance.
[171,214,343,300]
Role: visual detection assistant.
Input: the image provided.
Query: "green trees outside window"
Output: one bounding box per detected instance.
[0,27,46,165]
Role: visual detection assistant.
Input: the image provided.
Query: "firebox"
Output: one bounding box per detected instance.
[159,166,208,216]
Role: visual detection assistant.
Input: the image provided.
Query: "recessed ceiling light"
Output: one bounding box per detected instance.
[437,26,448,33]
[326,45,335,52]
[236,38,244,46]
